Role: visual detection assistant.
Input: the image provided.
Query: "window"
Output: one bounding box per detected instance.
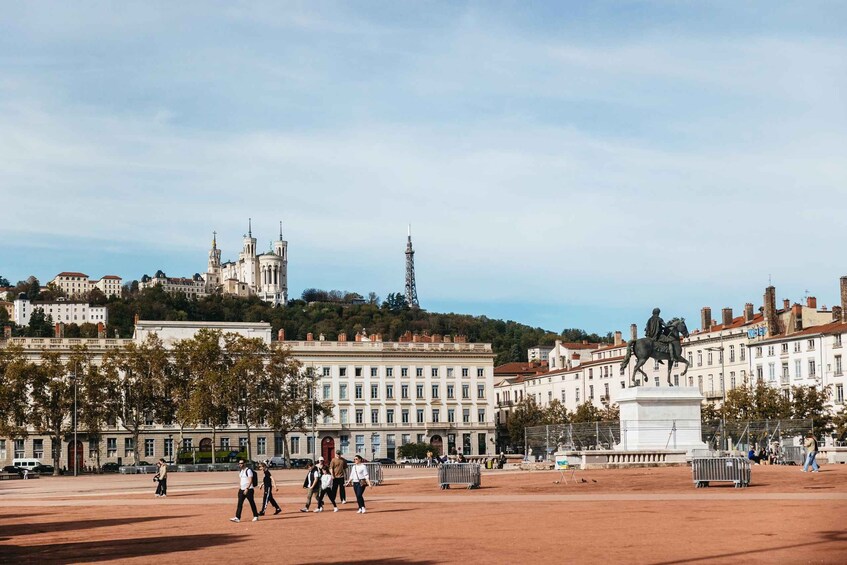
[340,409,348,424]
[182,438,192,450]
[795,360,802,379]
[447,368,454,378]
[386,384,394,399]
[417,434,425,443]
[416,384,424,399]
[767,346,774,356]
[462,409,470,423]
[322,367,331,377]
[432,368,438,377]
[371,367,378,377]
[793,342,801,353]
[836,384,844,404]
[447,384,455,399]
[575,388,580,402]
[729,345,735,362]
[355,367,363,377]
[740,345,746,361]
[164,438,174,459]
[477,384,485,399]
[835,334,843,347]
[462,384,470,399]
[462,368,469,378]
[808,339,815,351]
[416,368,423,378]
[448,408,455,423]
[782,363,789,382]
[478,408,486,422]
[145,439,155,458]
[756,366,763,382]
[401,384,409,399]
[339,367,347,377]
[561,391,567,402]
[257,437,266,456]
[836,355,843,376]
[371,384,379,399]
[401,434,410,445]
[125,438,135,457]
[729,373,735,389]
[477,368,484,378]
[323,384,331,399]
[371,409,379,424]
[355,435,365,455]
[355,409,364,424]
[239,437,248,449]
[697,353,702,367]
[402,409,409,423]
[33,438,44,459]
[307,437,314,455]
[387,409,395,424]
[416,409,425,423]
[401,367,409,377]
[707,351,713,365]
[339,384,348,400]
[355,384,363,399]
[14,439,25,459]
[432,384,439,398]
[808,359,816,377]
[432,409,440,423]
[781,343,789,354]
[589,385,594,398]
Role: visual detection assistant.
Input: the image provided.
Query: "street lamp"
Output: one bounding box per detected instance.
[706,334,727,451]
[70,367,78,477]
[310,364,317,462]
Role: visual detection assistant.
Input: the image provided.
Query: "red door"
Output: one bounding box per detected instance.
[321,437,335,463]
[67,441,84,473]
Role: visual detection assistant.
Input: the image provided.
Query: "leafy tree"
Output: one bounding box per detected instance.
[831,408,847,441]
[260,348,332,466]
[68,345,119,470]
[543,399,570,424]
[790,385,832,435]
[0,275,10,287]
[39,282,66,301]
[29,351,73,474]
[26,308,54,338]
[184,329,232,464]
[0,344,32,439]
[26,276,41,301]
[571,402,602,423]
[0,305,9,324]
[397,442,435,459]
[599,403,620,422]
[226,333,269,460]
[723,382,791,421]
[382,292,409,312]
[170,338,202,449]
[507,397,545,447]
[103,334,170,464]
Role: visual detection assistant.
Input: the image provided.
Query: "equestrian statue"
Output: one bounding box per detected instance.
[619,307,690,386]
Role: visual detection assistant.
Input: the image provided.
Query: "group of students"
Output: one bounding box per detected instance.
[230,452,370,523]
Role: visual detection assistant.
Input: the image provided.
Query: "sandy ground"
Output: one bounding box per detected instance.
[1,464,846,564]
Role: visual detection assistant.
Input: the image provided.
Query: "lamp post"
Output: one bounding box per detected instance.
[310,364,317,462]
[706,333,727,451]
[68,367,79,477]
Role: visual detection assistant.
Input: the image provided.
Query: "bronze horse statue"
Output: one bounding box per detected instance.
[619,317,690,386]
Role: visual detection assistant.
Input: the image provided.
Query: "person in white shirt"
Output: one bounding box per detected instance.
[230,460,259,522]
[344,455,370,514]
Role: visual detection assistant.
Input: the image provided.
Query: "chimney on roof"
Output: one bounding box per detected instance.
[764,286,779,337]
[701,307,712,332]
[97,322,106,339]
[807,296,817,309]
[630,324,638,341]
[721,308,733,327]
[783,298,790,311]
[338,332,347,343]
[744,303,754,322]
[833,306,843,322]
[54,322,63,339]
[278,328,285,341]
[3,326,11,340]
[841,276,847,323]
[792,303,803,332]
[455,335,467,343]
[614,331,622,346]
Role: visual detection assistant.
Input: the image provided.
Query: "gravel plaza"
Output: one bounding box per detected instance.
[1,464,846,564]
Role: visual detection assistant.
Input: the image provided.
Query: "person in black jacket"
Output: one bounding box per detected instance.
[257,463,281,516]
[299,460,321,512]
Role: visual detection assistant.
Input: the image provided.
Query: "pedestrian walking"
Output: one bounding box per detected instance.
[330,451,348,504]
[316,464,338,512]
[802,432,820,472]
[299,460,321,512]
[344,454,370,514]
[155,458,168,497]
[257,463,281,516]
[230,459,259,522]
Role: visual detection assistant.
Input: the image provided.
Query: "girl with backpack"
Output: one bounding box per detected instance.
[316,465,337,512]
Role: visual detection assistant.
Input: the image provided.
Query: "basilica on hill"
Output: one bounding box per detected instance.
[140,220,288,305]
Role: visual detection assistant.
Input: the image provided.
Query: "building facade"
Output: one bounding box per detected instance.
[50,272,122,299]
[0,321,494,469]
[12,296,108,327]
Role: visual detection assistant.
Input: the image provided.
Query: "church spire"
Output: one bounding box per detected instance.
[248,218,252,238]
[279,221,283,240]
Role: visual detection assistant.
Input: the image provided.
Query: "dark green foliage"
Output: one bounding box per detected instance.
[397,442,437,459]
[102,287,607,363]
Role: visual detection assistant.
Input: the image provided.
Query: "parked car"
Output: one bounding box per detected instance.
[32,464,54,474]
[3,465,23,476]
[101,462,120,473]
[289,458,311,469]
[376,458,396,465]
[267,456,287,468]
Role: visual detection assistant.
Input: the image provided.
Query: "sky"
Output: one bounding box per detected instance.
[1,1,846,335]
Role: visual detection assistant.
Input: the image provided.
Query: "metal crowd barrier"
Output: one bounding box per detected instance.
[343,462,383,486]
[438,462,481,490]
[119,465,158,474]
[692,457,751,488]
[780,446,804,466]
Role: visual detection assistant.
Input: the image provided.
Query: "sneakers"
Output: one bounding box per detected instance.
[230,517,240,523]
[361,508,366,514]
[274,508,282,515]
[333,507,339,512]
[252,517,259,522]
[258,511,265,516]
[299,508,309,513]
[356,508,363,514]
[341,500,348,504]
[314,508,323,513]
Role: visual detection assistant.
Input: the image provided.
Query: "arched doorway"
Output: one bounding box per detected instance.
[67,440,83,474]
[429,435,443,456]
[321,437,335,463]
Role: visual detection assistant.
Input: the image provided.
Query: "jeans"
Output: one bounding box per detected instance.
[155,478,167,495]
[236,488,259,519]
[803,452,819,472]
[331,477,347,502]
[318,487,336,509]
[352,482,367,509]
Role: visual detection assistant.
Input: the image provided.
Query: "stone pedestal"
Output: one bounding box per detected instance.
[615,387,708,454]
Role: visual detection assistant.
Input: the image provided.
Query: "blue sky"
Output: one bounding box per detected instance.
[1,2,846,334]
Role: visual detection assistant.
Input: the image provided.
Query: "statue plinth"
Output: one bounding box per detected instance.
[615,386,708,454]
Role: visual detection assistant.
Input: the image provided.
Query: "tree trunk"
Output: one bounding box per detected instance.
[211,426,217,464]
[133,428,140,465]
[281,431,289,467]
[245,421,252,462]
[53,428,61,476]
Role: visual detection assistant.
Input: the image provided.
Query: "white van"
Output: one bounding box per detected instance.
[13,458,41,470]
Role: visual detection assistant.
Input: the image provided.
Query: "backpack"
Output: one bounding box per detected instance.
[250,468,258,488]
[321,473,333,490]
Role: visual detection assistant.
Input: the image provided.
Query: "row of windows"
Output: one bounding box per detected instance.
[755,356,843,382]
[326,383,486,401]
[323,366,486,379]
[338,407,486,425]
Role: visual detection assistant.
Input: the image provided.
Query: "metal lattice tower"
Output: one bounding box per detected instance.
[405,225,419,308]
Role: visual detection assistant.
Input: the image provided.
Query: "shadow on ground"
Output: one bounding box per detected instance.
[0,515,188,537]
[1,533,244,562]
